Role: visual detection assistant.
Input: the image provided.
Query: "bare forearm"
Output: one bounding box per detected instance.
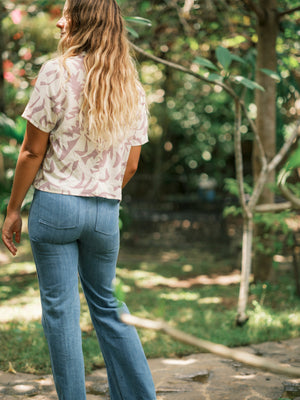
[8,151,44,212]
[122,167,137,188]
[122,145,141,189]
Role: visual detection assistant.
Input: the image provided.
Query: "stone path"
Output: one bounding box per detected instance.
[1,338,300,400]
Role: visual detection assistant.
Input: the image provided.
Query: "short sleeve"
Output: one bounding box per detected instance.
[22,60,61,133]
[127,93,149,146]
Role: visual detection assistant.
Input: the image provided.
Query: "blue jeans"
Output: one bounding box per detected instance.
[28,189,156,400]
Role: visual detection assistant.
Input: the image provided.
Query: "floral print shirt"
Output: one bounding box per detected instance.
[22,55,148,200]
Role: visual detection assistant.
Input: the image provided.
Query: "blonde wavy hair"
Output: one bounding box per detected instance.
[58,0,143,149]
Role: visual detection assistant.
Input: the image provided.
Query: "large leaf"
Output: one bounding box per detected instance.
[194,56,218,71]
[260,68,281,82]
[0,113,25,143]
[216,46,232,70]
[231,54,247,65]
[0,113,15,136]
[233,76,265,91]
[125,26,139,38]
[284,145,300,170]
[206,73,224,82]
[124,16,152,26]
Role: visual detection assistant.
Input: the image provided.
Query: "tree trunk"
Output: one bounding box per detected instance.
[236,216,254,325]
[252,0,278,282]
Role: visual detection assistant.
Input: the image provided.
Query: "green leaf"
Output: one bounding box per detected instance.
[194,56,218,71]
[216,46,232,70]
[126,26,139,38]
[284,145,300,170]
[233,76,265,91]
[231,54,247,65]
[124,16,152,26]
[223,205,242,217]
[206,73,224,82]
[0,113,25,143]
[260,68,281,82]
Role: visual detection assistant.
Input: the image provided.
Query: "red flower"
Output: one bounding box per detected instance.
[3,60,14,71]
[49,5,62,19]
[13,32,23,40]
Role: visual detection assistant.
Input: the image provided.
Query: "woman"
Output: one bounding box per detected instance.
[2,1,156,399]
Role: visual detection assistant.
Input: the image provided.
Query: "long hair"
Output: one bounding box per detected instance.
[58,0,143,149]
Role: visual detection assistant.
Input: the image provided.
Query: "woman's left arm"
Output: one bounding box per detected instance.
[2,121,49,255]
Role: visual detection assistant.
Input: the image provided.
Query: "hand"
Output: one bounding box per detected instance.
[2,210,22,256]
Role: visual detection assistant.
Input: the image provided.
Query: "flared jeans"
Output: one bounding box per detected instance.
[28,189,156,400]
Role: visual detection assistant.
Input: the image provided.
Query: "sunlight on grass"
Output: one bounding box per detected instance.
[0,260,41,323]
[117,267,180,288]
[117,265,241,289]
[0,298,41,322]
[1,234,300,374]
[288,313,300,325]
[198,296,222,304]
[247,301,300,339]
[177,308,194,323]
[159,292,199,301]
[140,329,158,344]
[0,261,36,276]
[182,264,194,272]
[79,292,93,331]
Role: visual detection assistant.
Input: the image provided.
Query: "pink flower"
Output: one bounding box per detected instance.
[11,9,22,24]
[21,49,32,61]
[4,72,15,83]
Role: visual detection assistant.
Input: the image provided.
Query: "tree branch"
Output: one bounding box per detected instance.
[279,184,300,208]
[130,43,238,99]
[182,0,194,18]
[278,6,300,18]
[121,313,300,377]
[131,42,300,215]
[234,100,251,218]
[268,122,300,172]
[242,0,265,23]
[255,201,293,212]
[240,102,267,169]
[166,0,192,34]
[278,168,300,209]
[248,165,269,210]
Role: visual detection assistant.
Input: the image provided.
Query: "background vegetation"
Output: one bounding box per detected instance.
[1,227,300,374]
[0,0,300,375]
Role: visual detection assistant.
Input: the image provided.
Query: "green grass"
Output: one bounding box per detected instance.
[1,233,300,375]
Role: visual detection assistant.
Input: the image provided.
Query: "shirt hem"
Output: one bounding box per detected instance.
[33,185,122,201]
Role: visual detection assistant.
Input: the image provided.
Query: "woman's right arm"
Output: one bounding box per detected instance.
[2,121,49,255]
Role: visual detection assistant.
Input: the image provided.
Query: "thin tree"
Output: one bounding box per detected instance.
[243,0,300,282]
[130,0,300,323]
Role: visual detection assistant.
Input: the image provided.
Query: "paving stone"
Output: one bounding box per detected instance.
[86,382,109,396]
[0,338,300,399]
[282,380,300,398]
[177,370,210,383]
[10,383,39,396]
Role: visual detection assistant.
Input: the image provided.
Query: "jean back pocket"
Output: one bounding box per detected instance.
[38,191,79,229]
